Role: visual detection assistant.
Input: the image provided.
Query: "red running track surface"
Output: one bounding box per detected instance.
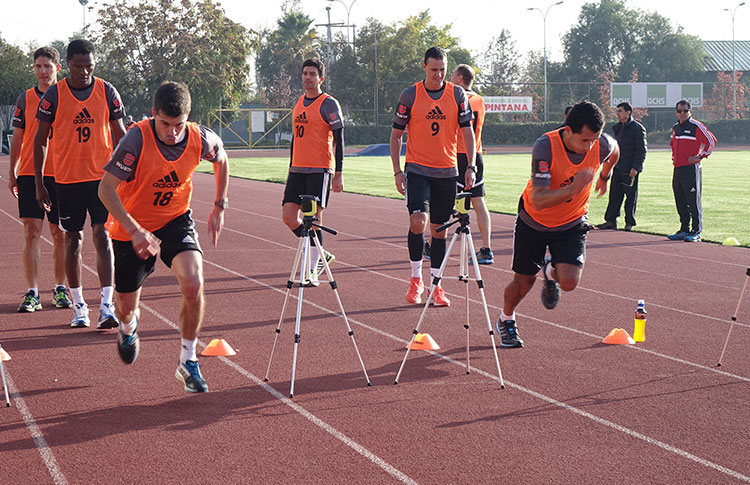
[1,167,749,484]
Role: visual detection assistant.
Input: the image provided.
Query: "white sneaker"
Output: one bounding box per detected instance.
[97,302,120,329]
[71,303,90,328]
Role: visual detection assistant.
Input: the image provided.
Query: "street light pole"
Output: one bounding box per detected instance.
[78,0,89,29]
[724,2,746,119]
[327,0,358,45]
[528,1,563,123]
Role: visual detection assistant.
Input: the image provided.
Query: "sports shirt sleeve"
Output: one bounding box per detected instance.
[454,86,473,128]
[599,133,615,163]
[12,92,26,129]
[319,97,344,130]
[530,134,553,188]
[392,86,416,129]
[199,125,226,162]
[36,84,59,123]
[103,81,126,121]
[104,126,144,182]
[696,122,716,158]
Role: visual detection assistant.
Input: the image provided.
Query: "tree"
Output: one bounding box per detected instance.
[562,0,704,83]
[94,0,253,122]
[704,71,748,119]
[477,30,521,95]
[0,37,35,133]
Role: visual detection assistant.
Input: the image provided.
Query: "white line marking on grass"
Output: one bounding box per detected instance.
[202,258,750,483]
[4,374,68,485]
[140,302,417,485]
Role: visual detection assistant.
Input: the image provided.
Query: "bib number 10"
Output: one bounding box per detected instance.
[76,126,90,143]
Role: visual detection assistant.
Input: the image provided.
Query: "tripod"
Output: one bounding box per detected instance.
[717,266,750,366]
[394,198,505,388]
[0,344,10,407]
[264,206,371,398]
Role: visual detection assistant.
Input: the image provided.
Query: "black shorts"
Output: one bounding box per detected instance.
[456,152,486,197]
[283,172,332,208]
[405,171,456,224]
[511,216,590,275]
[113,211,202,293]
[17,175,60,224]
[56,180,109,232]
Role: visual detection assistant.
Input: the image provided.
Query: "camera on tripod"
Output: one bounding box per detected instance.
[299,195,320,217]
[455,192,472,215]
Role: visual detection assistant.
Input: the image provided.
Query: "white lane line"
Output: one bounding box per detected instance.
[202,257,750,483]
[139,303,417,485]
[4,370,68,484]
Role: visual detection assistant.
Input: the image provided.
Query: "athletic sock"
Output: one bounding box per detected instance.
[54,284,66,290]
[410,260,422,279]
[292,224,304,237]
[28,288,39,297]
[430,238,446,268]
[501,311,515,322]
[180,338,198,364]
[120,317,137,336]
[100,286,114,307]
[407,230,424,262]
[429,267,441,286]
[70,287,85,306]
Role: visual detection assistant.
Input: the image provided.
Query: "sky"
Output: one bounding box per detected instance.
[1,0,748,63]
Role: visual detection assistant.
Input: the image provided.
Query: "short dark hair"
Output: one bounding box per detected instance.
[34,46,60,65]
[302,58,325,78]
[563,105,573,117]
[453,64,475,86]
[565,101,605,134]
[424,46,447,64]
[676,99,691,111]
[153,81,191,117]
[66,39,95,60]
[616,102,633,113]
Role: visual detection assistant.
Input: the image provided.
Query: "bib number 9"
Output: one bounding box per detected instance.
[431,122,439,136]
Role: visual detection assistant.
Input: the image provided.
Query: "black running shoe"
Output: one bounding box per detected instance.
[176,360,208,393]
[117,320,140,364]
[495,319,524,348]
[540,259,561,310]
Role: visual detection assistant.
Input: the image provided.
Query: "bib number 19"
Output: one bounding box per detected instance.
[76,126,90,143]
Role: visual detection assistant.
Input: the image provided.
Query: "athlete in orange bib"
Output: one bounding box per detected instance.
[8,46,71,313]
[282,58,344,286]
[390,46,476,307]
[494,102,619,348]
[98,81,229,394]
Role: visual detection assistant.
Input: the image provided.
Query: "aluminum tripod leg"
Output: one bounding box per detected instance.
[394,232,459,384]
[717,267,750,366]
[0,345,10,407]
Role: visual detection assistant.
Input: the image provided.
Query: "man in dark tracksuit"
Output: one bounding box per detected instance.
[596,102,647,231]
[667,99,716,243]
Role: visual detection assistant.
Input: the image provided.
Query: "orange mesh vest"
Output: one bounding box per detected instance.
[521,130,601,227]
[291,93,334,170]
[108,120,201,241]
[53,78,113,184]
[19,88,54,177]
[405,82,459,168]
[456,93,484,154]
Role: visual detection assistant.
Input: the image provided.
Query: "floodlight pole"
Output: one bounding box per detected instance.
[327,0,358,45]
[724,2,746,119]
[528,1,564,122]
[78,0,89,29]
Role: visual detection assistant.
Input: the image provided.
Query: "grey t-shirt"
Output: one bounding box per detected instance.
[104,120,224,181]
[36,77,125,123]
[12,88,44,129]
[290,94,344,174]
[520,130,616,231]
[392,81,472,178]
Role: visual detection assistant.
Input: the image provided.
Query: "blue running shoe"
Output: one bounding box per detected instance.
[684,232,701,242]
[667,231,688,241]
[495,319,524,348]
[176,360,208,393]
[117,317,139,364]
[17,291,42,313]
[470,248,494,265]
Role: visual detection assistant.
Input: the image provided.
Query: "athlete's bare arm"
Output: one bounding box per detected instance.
[390,127,406,195]
[8,127,24,198]
[208,150,229,246]
[594,142,620,197]
[460,125,476,190]
[33,120,52,211]
[110,118,127,147]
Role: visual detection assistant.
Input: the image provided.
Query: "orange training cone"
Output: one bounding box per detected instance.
[602,328,636,345]
[0,347,10,362]
[405,333,440,350]
[201,339,237,356]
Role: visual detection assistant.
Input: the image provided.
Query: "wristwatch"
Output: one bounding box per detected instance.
[466,165,477,172]
[214,198,229,209]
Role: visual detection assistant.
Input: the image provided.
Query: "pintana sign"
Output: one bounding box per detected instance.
[611,83,703,108]
[484,96,533,113]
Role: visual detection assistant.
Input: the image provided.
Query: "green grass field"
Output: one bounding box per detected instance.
[201,150,750,246]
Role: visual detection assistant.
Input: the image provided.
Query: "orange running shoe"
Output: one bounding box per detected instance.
[405,277,424,304]
[430,286,451,307]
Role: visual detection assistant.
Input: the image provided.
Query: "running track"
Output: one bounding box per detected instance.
[1,158,749,484]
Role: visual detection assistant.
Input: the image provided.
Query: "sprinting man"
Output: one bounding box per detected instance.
[9,46,72,313]
[450,64,493,264]
[390,46,475,307]
[281,58,344,285]
[497,101,619,347]
[98,81,229,393]
[34,39,127,329]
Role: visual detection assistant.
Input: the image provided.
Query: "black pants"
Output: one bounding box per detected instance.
[672,164,702,234]
[604,171,639,227]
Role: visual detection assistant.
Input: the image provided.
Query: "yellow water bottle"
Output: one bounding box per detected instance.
[633,299,646,342]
